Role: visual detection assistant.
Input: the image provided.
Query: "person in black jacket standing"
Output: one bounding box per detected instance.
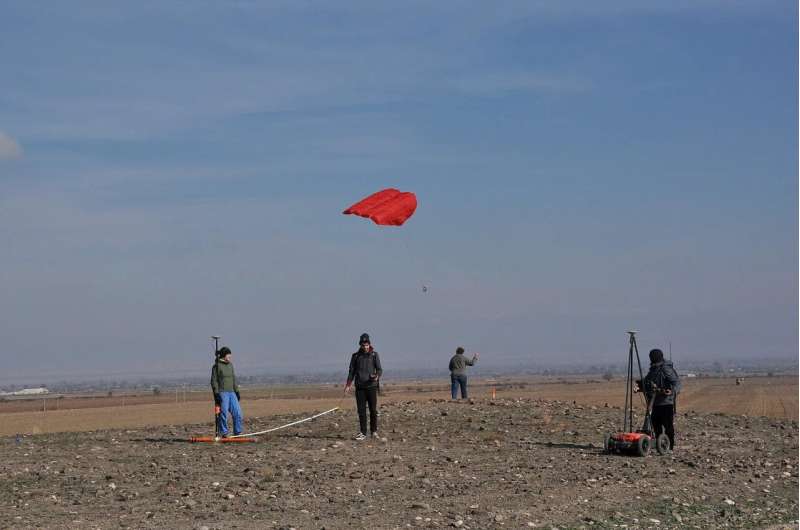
[642,348,681,451]
[344,333,383,440]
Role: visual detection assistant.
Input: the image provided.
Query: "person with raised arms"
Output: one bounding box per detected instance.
[449,347,479,400]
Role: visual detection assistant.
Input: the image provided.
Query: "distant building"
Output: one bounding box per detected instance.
[684,373,697,378]
[0,387,50,396]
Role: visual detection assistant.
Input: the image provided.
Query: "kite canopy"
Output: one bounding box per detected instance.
[343,188,417,226]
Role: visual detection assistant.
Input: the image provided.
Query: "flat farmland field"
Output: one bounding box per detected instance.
[0,374,797,529]
[0,375,794,436]
[516,375,798,420]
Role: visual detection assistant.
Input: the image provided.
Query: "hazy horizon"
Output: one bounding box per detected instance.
[1,2,797,381]
[3,350,796,388]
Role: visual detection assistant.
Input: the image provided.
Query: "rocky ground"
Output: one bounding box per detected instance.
[1,397,797,529]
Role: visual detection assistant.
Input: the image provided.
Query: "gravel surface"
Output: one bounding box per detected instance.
[1,397,797,529]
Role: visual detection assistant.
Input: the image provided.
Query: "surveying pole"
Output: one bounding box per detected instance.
[211,335,221,438]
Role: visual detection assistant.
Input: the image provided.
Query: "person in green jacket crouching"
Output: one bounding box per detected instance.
[211,347,243,437]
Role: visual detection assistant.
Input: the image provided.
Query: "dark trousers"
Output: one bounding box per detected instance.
[652,404,676,449]
[355,386,378,435]
[451,374,468,399]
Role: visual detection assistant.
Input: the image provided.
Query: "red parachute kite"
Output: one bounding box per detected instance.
[343,188,417,226]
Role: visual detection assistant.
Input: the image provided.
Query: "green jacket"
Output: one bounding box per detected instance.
[449,353,476,376]
[210,359,239,393]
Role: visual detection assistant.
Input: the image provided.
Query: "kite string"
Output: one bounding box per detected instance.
[227,393,348,439]
[397,231,427,292]
[229,406,341,439]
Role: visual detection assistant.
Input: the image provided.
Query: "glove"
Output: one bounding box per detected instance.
[235,391,241,402]
[213,393,221,406]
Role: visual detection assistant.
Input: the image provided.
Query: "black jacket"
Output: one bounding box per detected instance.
[347,349,383,389]
[643,361,681,407]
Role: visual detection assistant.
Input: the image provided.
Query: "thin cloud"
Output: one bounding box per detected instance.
[453,72,588,95]
[0,131,23,159]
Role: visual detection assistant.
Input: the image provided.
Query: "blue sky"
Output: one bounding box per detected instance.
[0,1,796,382]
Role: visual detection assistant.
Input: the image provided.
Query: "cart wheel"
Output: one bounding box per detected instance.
[636,435,651,457]
[656,433,670,455]
[603,433,613,453]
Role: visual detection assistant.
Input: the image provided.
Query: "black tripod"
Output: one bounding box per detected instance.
[622,331,645,434]
[605,332,670,456]
[627,331,670,454]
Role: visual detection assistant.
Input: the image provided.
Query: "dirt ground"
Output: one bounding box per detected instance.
[0,378,797,529]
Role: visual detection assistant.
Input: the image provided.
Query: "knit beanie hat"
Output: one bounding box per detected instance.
[649,349,664,364]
